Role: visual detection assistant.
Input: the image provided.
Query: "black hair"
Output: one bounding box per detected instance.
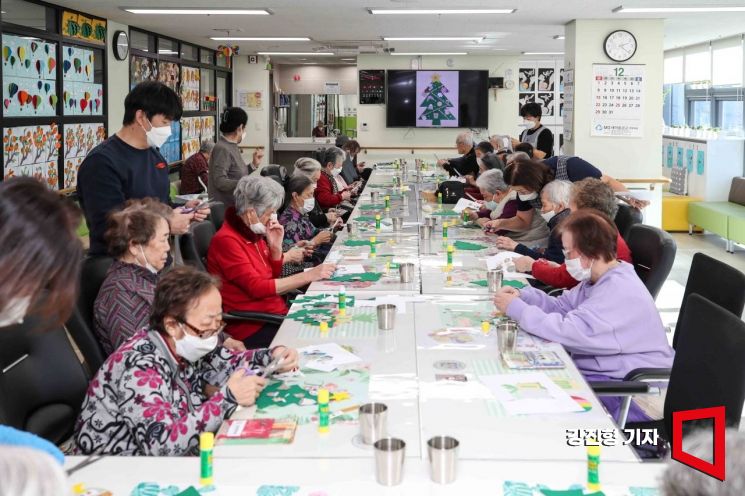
[283,174,313,210]
[123,81,183,125]
[519,102,542,120]
[514,142,534,158]
[219,107,248,134]
[476,141,494,155]
[480,152,504,171]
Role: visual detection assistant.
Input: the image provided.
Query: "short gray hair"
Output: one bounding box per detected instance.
[0,447,67,496]
[293,157,322,177]
[506,151,530,163]
[234,175,284,216]
[476,169,509,194]
[456,131,474,146]
[542,180,572,207]
[660,428,745,495]
[200,140,215,154]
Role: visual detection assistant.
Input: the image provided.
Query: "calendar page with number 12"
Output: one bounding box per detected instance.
[591,64,645,138]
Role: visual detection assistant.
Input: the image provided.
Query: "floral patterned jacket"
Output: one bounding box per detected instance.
[279,206,318,251]
[73,329,273,456]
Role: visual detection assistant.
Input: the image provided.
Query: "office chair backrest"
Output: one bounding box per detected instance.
[180,221,216,272]
[209,201,226,231]
[260,165,288,187]
[65,256,113,375]
[614,203,643,241]
[672,252,745,349]
[0,315,90,444]
[664,294,745,439]
[626,224,677,300]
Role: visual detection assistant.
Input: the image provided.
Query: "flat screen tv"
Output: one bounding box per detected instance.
[386,69,488,128]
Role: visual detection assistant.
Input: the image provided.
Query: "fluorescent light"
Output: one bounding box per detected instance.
[523,52,564,55]
[384,36,483,41]
[210,37,310,41]
[340,58,356,61]
[614,5,745,13]
[158,50,177,54]
[258,52,334,56]
[123,8,270,15]
[553,35,565,40]
[391,52,468,56]
[369,9,516,15]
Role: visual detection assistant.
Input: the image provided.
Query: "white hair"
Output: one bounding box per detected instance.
[456,131,474,146]
[0,447,67,496]
[293,157,322,177]
[542,180,572,207]
[476,169,509,194]
[660,428,745,496]
[506,151,530,163]
[233,175,285,216]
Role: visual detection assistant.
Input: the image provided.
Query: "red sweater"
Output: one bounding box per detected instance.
[531,233,633,290]
[207,207,286,341]
[315,171,343,210]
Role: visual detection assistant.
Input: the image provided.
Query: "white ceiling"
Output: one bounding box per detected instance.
[47,0,745,62]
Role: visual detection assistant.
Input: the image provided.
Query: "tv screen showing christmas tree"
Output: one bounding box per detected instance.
[386,70,488,128]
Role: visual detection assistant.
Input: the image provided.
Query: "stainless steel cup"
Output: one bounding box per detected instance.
[359,403,388,445]
[346,221,357,235]
[425,216,437,228]
[374,437,406,486]
[497,320,519,354]
[377,304,396,330]
[371,191,380,203]
[420,239,433,255]
[487,268,503,293]
[399,262,415,283]
[392,217,404,231]
[419,224,432,239]
[427,436,460,484]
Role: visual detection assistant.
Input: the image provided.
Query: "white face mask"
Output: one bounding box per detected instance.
[240,130,247,143]
[565,256,592,282]
[141,119,172,149]
[476,157,484,168]
[138,245,159,274]
[332,167,342,176]
[302,197,315,213]
[250,222,267,235]
[175,325,219,362]
[522,119,536,129]
[541,210,556,223]
[518,191,538,201]
[484,200,498,210]
[0,296,31,327]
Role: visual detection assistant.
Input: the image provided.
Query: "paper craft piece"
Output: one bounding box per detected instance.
[201,116,216,142]
[255,487,330,496]
[431,210,460,217]
[354,216,376,222]
[180,116,201,159]
[334,264,366,275]
[479,372,583,415]
[3,124,61,190]
[470,280,488,287]
[452,197,481,213]
[486,251,522,270]
[61,11,106,44]
[130,56,158,89]
[62,122,106,188]
[62,45,94,83]
[254,368,369,424]
[180,66,200,111]
[299,343,363,372]
[130,482,206,495]
[426,327,492,349]
[2,35,58,117]
[359,203,385,211]
[62,81,103,115]
[216,418,297,445]
[329,272,382,282]
[503,280,526,289]
[344,239,383,247]
[502,351,565,370]
[503,481,659,496]
[453,240,488,251]
[157,61,180,92]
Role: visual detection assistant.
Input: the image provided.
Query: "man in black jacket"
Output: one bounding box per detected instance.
[436,131,479,178]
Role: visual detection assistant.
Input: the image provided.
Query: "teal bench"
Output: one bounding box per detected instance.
[689,177,745,253]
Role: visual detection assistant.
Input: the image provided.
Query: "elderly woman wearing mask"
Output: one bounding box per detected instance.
[74,267,299,456]
[315,147,354,219]
[293,157,339,229]
[208,175,335,348]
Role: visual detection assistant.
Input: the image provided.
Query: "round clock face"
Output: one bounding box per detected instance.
[114,31,129,61]
[604,30,636,62]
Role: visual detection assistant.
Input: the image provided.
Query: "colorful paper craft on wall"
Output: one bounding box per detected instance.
[60,45,103,116]
[180,116,201,159]
[159,121,181,164]
[537,67,555,91]
[158,61,180,92]
[130,56,158,89]
[3,124,61,190]
[2,34,58,117]
[180,66,200,111]
[62,11,106,44]
[519,67,536,92]
[201,116,215,142]
[63,123,106,189]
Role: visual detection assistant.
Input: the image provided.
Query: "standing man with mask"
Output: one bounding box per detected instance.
[513,102,554,159]
[77,81,208,257]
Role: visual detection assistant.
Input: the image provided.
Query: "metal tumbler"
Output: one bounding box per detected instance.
[374,437,406,486]
[487,268,503,293]
[376,304,397,330]
[399,262,415,283]
[359,403,388,444]
[427,436,460,484]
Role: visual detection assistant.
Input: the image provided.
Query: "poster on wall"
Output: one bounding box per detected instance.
[63,122,106,189]
[519,67,535,92]
[157,61,180,92]
[237,89,263,110]
[201,116,215,142]
[562,69,574,142]
[591,64,645,138]
[518,92,535,115]
[537,68,555,91]
[416,71,459,128]
[2,34,58,117]
[62,45,102,116]
[61,11,106,44]
[537,92,555,117]
[130,56,158,89]
[180,66,200,111]
[180,116,201,160]
[3,124,61,189]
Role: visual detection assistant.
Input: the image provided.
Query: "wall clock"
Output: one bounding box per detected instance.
[113,30,129,61]
[604,30,637,62]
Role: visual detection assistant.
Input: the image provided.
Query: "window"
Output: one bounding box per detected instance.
[201,68,215,111]
[158,38,178,57]
[216,51,228,68]
[180,44,198,62]
[664,54,683,84]
[663,84,686,126]
[200,49,214,65]
[690,100,712,128]
[713,42,743,86]
[1,0,56,32]
[130,30,154,53]
[718,100,744,131]
[685,46,711,83]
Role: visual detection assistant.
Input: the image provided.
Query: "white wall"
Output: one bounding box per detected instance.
[106,20,129,133]
[232,55,271,151]
[565,19,664,179]
[356,54,520,148]
[275,65,357,94]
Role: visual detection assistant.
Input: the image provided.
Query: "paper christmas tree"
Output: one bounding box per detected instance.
[418,73,456,126]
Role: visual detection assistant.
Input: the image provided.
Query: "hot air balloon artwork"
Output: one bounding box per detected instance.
[2,34,58,116]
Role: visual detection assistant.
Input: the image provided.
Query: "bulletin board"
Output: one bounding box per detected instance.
[590,64,645,138]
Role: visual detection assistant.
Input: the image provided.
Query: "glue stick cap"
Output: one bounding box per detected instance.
[200,432,214,450]
[318,388,330,403]
[339,286,346,294]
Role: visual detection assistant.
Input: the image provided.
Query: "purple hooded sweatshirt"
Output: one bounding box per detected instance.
[506,261,674,422]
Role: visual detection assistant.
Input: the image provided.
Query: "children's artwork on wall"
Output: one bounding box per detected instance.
[537,67,555,91]
[130,56,158,89]
[159,120,181,164]
[180,66,200,111]
[519,67,535,92]
[518,93,535,114]
[559,68,565,92]
[2,35,58,117]
[180,116,201,159]
[63,123,106,188]
[537,92,555,117]
[61,11,106,44]
[62,82,103,115]
[157,61,180,92]
[3,124,61,189]
[62,45,94,82]
[201,116,216,142]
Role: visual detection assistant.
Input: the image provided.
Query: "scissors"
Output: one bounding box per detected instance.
[260,356,285,379]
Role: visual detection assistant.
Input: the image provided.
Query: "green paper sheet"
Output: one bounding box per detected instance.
[344,239,383,247]
[329,272,383,282]
[431,210,460,217]
[354,216,376,222]
[503,279,526,289]
[469,279,488,287]
[359,204,385,211]
[453,240,488,251]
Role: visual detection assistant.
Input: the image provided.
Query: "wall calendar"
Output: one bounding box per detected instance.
[591,64,645,138]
